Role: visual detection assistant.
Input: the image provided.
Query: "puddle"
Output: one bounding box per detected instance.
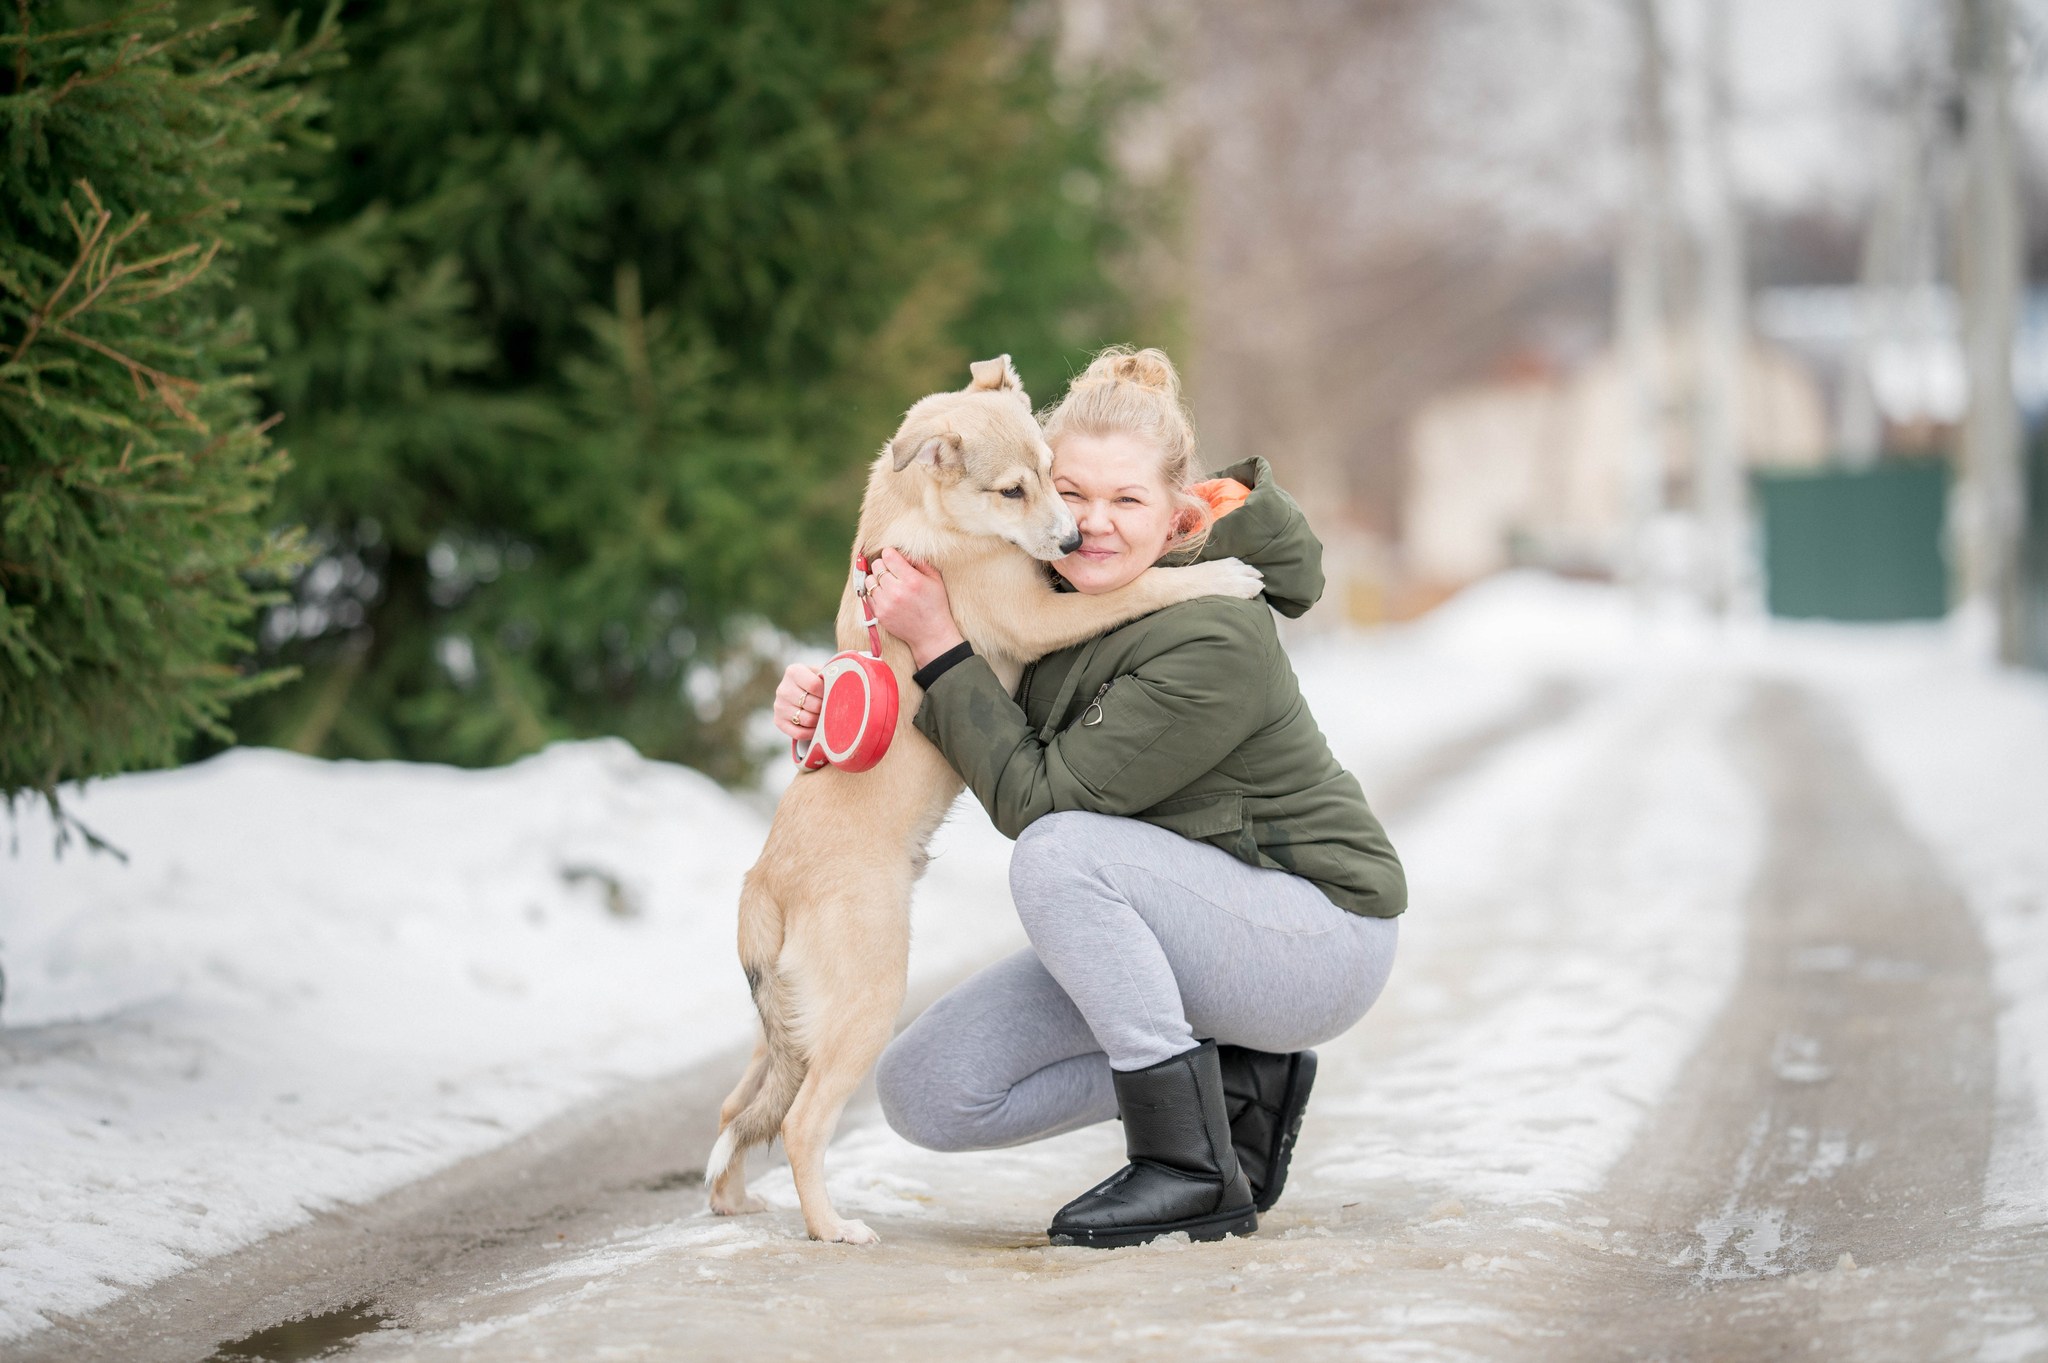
[209,1301,392,1361]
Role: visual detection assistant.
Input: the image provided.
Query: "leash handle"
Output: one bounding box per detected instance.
[853,553,885,658]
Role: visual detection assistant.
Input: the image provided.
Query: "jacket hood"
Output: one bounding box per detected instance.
[1187,457,1325,619]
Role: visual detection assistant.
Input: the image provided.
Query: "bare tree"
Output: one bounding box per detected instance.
[1692,0,1747,614]
[1953,0,2025,660]
[1619,0,1674,597]
[1168,0,1627,554]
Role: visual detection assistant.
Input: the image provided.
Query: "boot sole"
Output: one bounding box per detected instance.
[1047,1206,1258,1250]
[1253,1050,1317,1214]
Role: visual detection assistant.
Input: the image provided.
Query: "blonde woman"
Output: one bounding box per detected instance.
[773,347,1404,1247]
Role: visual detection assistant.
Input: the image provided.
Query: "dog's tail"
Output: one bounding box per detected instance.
[707,880,807,1182]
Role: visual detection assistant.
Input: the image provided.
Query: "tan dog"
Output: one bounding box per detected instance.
[704,356,1263,1244]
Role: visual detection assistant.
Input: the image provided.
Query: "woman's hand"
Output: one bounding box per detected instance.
[867,547,966,669]
[772,663,825,741]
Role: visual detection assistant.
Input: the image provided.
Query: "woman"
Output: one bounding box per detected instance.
[771,347,1404,1248]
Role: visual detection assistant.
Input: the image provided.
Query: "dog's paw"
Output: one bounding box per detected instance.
[709,1192,768,1216]
[1175,556,1265,601]
[820,1219,880,1246]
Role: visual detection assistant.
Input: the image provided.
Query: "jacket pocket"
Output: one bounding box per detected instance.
[1141,790,1246,841]
[1059,678,1175,796]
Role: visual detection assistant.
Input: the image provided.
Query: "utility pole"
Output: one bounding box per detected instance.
[1845,26,1942,470]
[1954,0,2024,660]
[1692,0,1745,615]
[1619,0,1671,598]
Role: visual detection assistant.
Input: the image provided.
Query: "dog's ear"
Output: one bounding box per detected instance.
[890,429,963,472]
[966,354,1024,396]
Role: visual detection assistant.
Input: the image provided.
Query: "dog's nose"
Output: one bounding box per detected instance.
[1058,530,1083,556]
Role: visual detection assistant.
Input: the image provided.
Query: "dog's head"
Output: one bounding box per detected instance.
[885,356,1078,561]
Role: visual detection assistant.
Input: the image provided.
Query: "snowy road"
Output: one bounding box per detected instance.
[6,579,2047,1361]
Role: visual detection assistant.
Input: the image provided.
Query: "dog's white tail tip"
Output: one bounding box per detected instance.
[705,1127,738,1183]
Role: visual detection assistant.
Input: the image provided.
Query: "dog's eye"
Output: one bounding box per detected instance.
[999,486,1026,500]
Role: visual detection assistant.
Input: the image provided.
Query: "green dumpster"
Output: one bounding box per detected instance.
[1754,460,1950,621]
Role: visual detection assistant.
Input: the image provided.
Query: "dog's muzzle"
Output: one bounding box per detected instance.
[1057,530,1083,556]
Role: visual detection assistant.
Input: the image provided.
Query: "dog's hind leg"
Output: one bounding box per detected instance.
[781,1006,899,1245]
[707,1041,773,1215]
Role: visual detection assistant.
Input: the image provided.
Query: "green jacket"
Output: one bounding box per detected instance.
[912,457,1406,918]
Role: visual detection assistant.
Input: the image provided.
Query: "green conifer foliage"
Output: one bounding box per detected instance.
[1,4,334,811]
[230,0,1158,780]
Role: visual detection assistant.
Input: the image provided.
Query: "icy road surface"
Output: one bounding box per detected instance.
[5,575,2047,1361]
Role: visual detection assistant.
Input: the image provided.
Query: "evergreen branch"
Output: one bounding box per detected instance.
[0,5,172,51]
[27,9,248,115]
[194,47,279,91]
[7,183,112,364]
[31,790,131,865]
[51,325,202,426]
[35,32,145,109]
[91,238,217,314]
[7,178,221,428]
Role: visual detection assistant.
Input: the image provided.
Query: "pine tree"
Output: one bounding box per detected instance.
[225,0,1160,780]
[1,3,335,819]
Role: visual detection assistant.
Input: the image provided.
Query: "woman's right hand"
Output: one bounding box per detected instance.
[773,663,825,741]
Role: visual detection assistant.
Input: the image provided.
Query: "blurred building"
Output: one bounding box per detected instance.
[1402,338,1828,592]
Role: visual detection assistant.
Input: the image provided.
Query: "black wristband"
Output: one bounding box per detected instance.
[911,640,974,691]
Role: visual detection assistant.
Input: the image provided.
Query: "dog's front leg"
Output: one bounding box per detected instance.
[969,556,1266,661]
[781,1004,899,1245]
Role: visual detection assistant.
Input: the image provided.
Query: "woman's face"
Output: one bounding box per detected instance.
[1050,431,1180,596]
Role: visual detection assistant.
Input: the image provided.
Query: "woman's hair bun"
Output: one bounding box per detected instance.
[1040,342,1209,551]
[1074,344,1181,399]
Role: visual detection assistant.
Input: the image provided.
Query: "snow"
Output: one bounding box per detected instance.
[0,741,765,1339]
[5,570,2048,1345]
[1307,670,1759,1204]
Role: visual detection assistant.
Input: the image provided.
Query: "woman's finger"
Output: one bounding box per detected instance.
[883,547,940,582]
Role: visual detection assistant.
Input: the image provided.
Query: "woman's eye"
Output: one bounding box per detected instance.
[1000,486,1026,500]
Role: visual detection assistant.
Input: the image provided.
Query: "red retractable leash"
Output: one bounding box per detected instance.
[792,553,900,774]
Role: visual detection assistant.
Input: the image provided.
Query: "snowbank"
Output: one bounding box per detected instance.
[0,741,770,1338]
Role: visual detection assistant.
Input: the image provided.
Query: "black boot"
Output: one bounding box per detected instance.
[1047,1040,1257,1248]
[1217,1045,1317,1214]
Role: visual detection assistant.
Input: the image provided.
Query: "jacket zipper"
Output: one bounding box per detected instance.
[1081,680,1112,727]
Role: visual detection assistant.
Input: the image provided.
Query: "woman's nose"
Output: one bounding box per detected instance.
[1074,500,1111,533]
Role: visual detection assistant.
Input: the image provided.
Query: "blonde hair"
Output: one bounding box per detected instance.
[1041,345,1210,550]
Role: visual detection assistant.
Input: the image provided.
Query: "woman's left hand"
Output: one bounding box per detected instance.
[867,548,966,669]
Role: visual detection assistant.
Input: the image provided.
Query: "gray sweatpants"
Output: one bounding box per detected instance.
[877,811,1398,1153]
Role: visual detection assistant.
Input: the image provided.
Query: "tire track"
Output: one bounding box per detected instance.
[1580,681,2010,1359]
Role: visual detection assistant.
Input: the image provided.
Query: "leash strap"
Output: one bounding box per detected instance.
[853,553,885,658]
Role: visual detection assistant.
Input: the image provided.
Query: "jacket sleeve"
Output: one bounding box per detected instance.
[913,606,1269,840]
